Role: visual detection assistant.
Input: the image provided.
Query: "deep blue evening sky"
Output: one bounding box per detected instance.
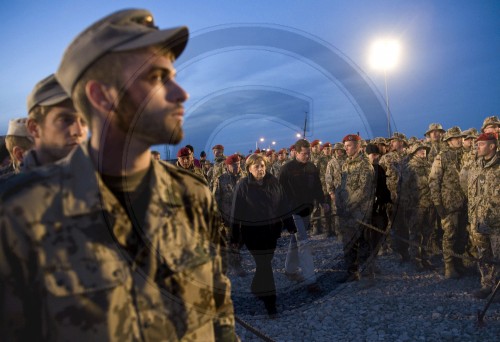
[0,0,498,158]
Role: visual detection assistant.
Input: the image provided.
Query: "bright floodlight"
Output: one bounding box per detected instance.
[296,133,301,138]
[260,137,265,142]
[369,39,401,71]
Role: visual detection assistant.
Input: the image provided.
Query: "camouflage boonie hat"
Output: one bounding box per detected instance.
[332,142,345,150]
[388,132,407,141]
[463,128,478,140]
[425,123,446,136]
[408,136,419,145]
[481,116,500,132]
[408,142,430,156]
[372,137,389,146]
[443,126,465,141]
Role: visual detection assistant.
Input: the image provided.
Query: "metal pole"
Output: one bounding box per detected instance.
[383,69,391,137]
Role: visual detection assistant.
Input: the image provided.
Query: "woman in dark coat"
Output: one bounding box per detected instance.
[231,154,292,317]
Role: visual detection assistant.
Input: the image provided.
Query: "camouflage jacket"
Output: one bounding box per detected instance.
[270,160,286,178]
[379,150,407,203]
[213,171,244,224]
[462,152,500,233]
[208,156,227,191]
[325,157,342,194]
[401,155,433,208]
[0,145,236,341]
[316,154,330,194]
[175,160,207,183]
[310,152,322,167]
[429,147,466,213]
[428,140,448,165]
[335,152,375,222]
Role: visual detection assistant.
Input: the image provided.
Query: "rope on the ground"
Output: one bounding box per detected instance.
[235,315,278,342]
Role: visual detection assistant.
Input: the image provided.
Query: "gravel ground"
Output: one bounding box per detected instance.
[229,233,500,341]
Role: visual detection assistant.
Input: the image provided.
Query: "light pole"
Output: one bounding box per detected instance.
[369,39,401,137]
[256,137,264,150]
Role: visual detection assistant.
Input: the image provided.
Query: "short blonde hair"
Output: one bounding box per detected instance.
[245,154,268,173]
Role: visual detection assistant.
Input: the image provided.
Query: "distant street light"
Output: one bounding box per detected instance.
[256,137,265,150]
[369,38,401,137]
[296,133,301,138]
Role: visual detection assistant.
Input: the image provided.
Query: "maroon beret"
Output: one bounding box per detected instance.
[476,132,498,142]
[310,139,321,147]
[177,147,191,158]
[212,144,224,150]
[225,154,240,165]
[342,134,361,143]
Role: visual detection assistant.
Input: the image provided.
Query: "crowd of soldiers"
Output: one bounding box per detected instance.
[196,117,499,301]
[0,6,498,339]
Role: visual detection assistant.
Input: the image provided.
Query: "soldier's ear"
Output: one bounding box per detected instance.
[85,80,117,114]
[26,118,41,139]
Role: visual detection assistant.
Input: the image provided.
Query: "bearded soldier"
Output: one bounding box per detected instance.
[429,126,468,279]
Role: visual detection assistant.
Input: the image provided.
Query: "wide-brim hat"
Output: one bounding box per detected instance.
[425,123,445,136]
[56,9,189,95]
[481,116,500,133]
[443,126,466,141]
[408,142,430,156]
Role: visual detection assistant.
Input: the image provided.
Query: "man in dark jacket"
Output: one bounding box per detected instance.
[279,139,328,293]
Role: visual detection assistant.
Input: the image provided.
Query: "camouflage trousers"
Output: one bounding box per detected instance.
[339,218,371,275]
[408,206,436,262]
[440,209,468,264]
[470,228,500,289]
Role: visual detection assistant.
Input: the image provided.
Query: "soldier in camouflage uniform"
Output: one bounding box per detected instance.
[481,115,500,135]
[332,142,347,165]
[176,146,206,180]
[461,133,500,299]
[426,123,447,165]
[0,9,237,341]
[207,144,227,191]
[429,126,468,279]
[372,137,389,156]
[270,148,287,177]
[335,134,375,281]
[0,118,34,178]
[22,74,89,172]
[378,132,409,261]
[310,139,321,166]
[403,143,436,271]
[214,154,246,276]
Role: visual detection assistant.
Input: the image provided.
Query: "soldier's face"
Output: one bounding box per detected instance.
[178,156,191,168]
[114,48,188,146]
[484,125,499,134]
[226,162,240,174]
[278,153,286,161]
[462,138,473,149]
[447,137,462,148]
[36,100,88,162]
[312,145,320,153]
[322,147,332,156]
[377,144,387,154]
[429,130,442,142]
[344,141,360,157]
[295,147,311,163]
[390,139,404,151]
[213,149,223,158]
[415,149,427,158]
[477,141,496,157]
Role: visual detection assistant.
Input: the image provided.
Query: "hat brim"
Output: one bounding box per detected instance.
[113,26,189,59]
[425,129,446,136]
